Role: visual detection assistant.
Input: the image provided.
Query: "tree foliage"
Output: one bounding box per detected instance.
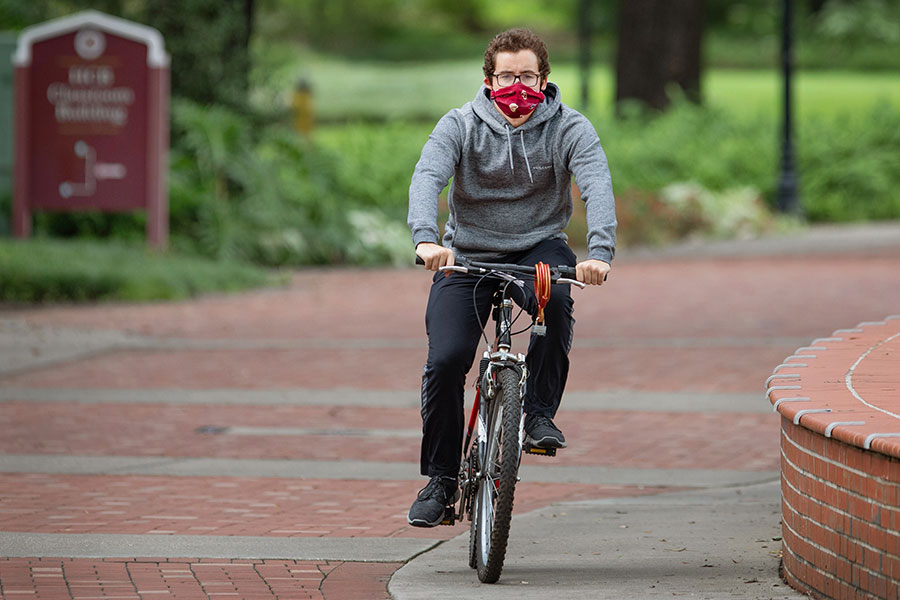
[146,0,254,109]
[0,0,254,109]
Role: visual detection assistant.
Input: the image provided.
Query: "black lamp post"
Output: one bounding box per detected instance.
[777,0,800,215]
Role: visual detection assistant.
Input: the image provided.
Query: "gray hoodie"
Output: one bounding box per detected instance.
[408,82,616,263]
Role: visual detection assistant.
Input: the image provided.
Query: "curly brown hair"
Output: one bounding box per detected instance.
[483,28,550,81]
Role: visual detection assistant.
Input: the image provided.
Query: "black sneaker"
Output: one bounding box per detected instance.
[407,476,459,527]
[525,415,567,449]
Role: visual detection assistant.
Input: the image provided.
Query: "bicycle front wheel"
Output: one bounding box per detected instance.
[472,366,523,583]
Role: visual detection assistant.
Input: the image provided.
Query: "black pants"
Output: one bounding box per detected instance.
[419,238,577,477]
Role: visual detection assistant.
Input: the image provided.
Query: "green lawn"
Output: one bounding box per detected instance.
[272,50,900,122]
[704,69,900,118]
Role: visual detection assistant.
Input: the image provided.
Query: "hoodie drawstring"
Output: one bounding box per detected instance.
[520,131,534,184]
[504,126,514,173]
[503,125,534,184]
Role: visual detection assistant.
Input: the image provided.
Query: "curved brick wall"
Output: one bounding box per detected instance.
[767,316,900,599]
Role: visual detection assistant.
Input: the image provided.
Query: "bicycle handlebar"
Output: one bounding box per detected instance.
[415,255,586,287]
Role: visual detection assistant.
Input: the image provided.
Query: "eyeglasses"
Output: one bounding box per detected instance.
[493,72,540,87]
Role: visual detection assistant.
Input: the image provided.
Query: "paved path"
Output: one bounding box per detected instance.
[1,223,899,599]
[391,482,798,599]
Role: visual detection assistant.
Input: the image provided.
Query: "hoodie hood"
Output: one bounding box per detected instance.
[473,82,562,134]
[471,82,563,183]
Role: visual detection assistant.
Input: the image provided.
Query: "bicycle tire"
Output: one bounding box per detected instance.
[466,447,478,569]
[472,366,522,583]
[468,505,478,569]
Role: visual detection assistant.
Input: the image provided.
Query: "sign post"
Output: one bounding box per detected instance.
[12,10,170,248]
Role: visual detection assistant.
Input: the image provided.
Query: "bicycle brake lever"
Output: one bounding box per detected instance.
[440,265,470,274]
[557,277,586,288]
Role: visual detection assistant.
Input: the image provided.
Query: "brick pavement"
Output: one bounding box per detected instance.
[2,345,792,392]
[0,402,780,470]
[7,254,900,342]
[2,236,900,598]
[0,473,670,540]
[0,558,399,600]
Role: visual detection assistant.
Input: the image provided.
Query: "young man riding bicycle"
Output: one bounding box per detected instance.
[407,28,617,527]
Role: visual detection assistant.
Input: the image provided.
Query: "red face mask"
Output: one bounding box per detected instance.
[490,81,545,118]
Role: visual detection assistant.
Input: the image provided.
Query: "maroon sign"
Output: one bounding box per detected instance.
[13,10,169,248]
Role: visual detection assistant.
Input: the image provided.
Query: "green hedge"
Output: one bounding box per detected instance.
[0,239,277,303]
[599,100,900,222]
[317,100,900,225]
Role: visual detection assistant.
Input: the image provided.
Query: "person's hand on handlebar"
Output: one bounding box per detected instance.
[576,259,610,286]
[416,242,455,272]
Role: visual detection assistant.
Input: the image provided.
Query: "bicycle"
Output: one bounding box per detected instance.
[417,255,584,583]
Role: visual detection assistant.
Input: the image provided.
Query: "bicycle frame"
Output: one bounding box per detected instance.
[463,291,525,458]
[457,289,528,521]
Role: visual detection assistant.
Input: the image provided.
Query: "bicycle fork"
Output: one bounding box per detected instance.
[443,350,531,526]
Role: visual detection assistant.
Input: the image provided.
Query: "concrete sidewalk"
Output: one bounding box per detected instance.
[390,481,800,599]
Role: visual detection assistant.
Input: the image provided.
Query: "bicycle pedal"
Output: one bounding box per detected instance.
[524,444,557,457]
[439,505,457,526]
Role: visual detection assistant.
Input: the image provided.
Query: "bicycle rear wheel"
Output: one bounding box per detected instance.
[471,366,523,583]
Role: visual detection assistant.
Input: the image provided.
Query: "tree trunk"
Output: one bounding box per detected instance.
[615,0,704,113]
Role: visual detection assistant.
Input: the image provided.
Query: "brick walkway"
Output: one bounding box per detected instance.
[0,402,780,470]
[2,236,900,598]
[0,558,399,600]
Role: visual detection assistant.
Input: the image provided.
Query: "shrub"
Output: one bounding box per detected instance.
[587,100,900,225]
[600,183,777,248]
[168,100,412,266]
[799,101,900,221]
[316,100,899,250]
[0,238,276,303]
